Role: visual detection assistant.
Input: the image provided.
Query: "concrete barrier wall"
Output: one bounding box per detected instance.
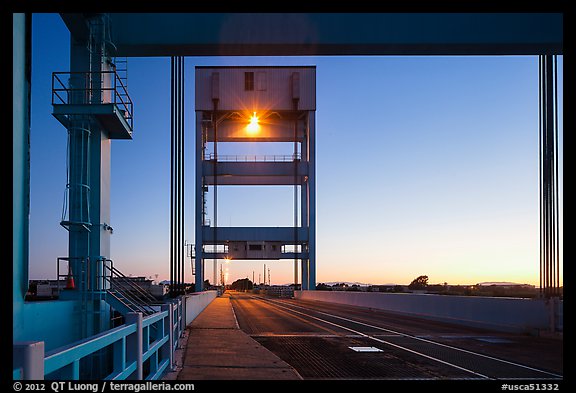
[184,290,217,325]
[295,291,563,334]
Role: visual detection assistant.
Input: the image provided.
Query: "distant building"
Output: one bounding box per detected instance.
[150,283,169,298]
[109,276,169,300]
[368,285,406,293]
[26,279,67,300]
[266,285,294,298]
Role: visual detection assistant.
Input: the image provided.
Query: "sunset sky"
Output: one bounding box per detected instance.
[28,14,563,287]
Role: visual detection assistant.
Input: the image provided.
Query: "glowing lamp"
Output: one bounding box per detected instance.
[246,112,260,134]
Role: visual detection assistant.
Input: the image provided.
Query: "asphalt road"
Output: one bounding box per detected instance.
[229,291,563,380]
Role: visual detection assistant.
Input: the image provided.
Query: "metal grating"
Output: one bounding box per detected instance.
[254,336,477,380]
[382,336,561,380]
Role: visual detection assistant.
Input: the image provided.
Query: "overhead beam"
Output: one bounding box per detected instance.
[60,13,563,57]
[60,13,89,42]
[202,226,309,243]
[203,161,308,177]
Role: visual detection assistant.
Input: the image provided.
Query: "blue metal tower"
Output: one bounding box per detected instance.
[51,13,133,338]
[193,66,316,292]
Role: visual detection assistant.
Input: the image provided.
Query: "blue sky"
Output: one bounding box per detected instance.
[29,14,563,286]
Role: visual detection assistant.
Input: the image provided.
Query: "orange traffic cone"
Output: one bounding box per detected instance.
[65,264,75,290]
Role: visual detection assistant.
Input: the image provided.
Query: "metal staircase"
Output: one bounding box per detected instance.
[104,264,160,316]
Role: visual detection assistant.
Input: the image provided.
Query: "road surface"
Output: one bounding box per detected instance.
[229,291,563,380]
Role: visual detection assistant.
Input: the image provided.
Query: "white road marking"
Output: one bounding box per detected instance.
[242,294,562,380]
[242,294,490,379]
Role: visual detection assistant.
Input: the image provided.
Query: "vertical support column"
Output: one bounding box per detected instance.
[195,112,204,292]
[301,118,309,291]
[13,341,45,380]
[62,14,114,340]
[87,14,113,267]
[126,313,143,380]
[68,34,91,273]
[301,259,309,290]
[539,55,560,301]
[211,72,220,290]
[12,13,31,337]
[308,111,316,290]
[90,22,113,337]
[170,56,185,296]
[170,58,174,294]
[91,130,112,260]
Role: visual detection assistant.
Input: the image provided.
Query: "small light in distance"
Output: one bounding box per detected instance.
[246,112,260,134]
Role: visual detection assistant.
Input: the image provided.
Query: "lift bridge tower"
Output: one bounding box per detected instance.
[194,66,316,292]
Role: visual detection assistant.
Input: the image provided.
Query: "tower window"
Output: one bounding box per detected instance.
[245,72,254,91]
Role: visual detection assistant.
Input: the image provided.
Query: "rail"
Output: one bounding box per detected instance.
[57,257,88,293]
[103,259,158,315]
[14,292,217,380]
[42,308,173,380]
[52,70,133,130]
[204,153,301,162]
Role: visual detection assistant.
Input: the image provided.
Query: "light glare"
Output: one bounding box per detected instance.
[246,112,260,134]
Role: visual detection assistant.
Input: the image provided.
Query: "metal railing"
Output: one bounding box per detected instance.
[104,262,160,316]
[14,291,218,380]
[56,256,161,334]
[52,70,133,129]
[42,307,173,380]
[204,153,301,162]
[57,257,88,294]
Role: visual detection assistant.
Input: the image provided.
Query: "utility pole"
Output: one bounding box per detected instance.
[264,264,266,287]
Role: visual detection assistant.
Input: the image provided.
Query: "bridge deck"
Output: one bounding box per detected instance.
[174,291,562,381]
[174,294,301,380]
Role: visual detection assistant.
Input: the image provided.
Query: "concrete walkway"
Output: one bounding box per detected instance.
[175,293,301,380]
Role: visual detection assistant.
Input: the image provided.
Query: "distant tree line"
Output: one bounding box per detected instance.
[315,282,404,293]
[313,274,548,299]
[230,278,253,291]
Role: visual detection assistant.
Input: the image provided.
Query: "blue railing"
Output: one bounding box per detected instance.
[14,291,217,380]
[52,71,134,130]
[41,303,177,380]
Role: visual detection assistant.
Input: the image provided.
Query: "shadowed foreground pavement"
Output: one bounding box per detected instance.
[175,293,301,380]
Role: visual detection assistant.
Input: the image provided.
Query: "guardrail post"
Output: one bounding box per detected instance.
[179,298,184,335]
[171,300,179,351]
[183,294,188,326]
[174,299,180,339]
[161,304,174,370]
[13,341,45,380]
[126,313,143,380]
